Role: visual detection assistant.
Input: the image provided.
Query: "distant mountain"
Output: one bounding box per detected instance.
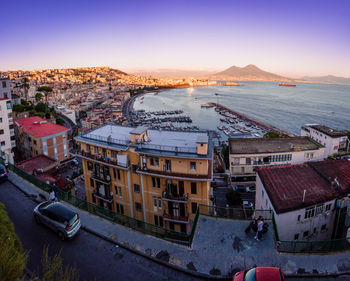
[301,75,350,85]
[209,64,293,81]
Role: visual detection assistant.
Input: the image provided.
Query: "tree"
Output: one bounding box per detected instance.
[221,145,229,169]
[45,112,51,119]
[226,190,242,206]
[12,104,26,112]
[37,86,53,105]
[35,92,43,102]
[21,77,30,101]
[35,102,46,113]
[263,131,281,139]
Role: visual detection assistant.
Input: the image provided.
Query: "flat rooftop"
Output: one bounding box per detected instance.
[229,137,321,155]
[308,124,350,138]
[84,124,208,150]
[16,155,58,173]
[258,159,350,214]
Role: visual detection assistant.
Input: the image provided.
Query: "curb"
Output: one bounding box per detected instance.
[8,174,350,280]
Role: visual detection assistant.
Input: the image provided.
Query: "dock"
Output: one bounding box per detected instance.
[209,102,294,137]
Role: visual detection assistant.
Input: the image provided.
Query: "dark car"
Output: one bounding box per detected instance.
[0,164,8,182]
[33,201,81,240]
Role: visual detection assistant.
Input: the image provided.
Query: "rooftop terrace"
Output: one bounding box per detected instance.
[229,137,322,155]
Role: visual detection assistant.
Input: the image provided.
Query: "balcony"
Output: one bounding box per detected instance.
[91,173,111,185]
[93,190,113,203]
[8,118,13,124]
[137,164,211,181]
[77,150,129,170]
[163,212,189,224]
[162,191,188,203]
[10,129,15,136]
[11,141,16,148]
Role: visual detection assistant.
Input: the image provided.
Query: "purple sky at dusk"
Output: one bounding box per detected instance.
[1,0,349,77]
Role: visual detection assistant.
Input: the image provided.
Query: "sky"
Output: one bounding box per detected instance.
[1,0,350,77]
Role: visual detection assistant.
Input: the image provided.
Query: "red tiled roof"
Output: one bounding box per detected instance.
[257,159,350,214]
[14,116,69,138]
[0,98,10,101]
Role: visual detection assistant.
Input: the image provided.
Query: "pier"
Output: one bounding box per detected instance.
[209,102,294,137]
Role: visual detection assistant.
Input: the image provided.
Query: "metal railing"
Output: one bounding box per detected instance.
[83,133,129,146]
[140,143,197,154]
[198,205,274,221]
[6,161,194,246]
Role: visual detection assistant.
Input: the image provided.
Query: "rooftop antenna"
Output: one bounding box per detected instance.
[302,190,306,203]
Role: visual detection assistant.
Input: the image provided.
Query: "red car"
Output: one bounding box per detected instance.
[233,267,285,281]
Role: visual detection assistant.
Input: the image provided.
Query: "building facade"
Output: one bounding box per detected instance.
[75,124,213,233]
[0,98,15,163]
[14,116,69,162]
[229,137,325,182]
[301,124,349,156]
[0,78,12,99]
[256,160,350,241]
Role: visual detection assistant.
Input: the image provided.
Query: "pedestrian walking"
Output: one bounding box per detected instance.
[254,216,264,241]
[49,190,56,201]
[53,183,60,201]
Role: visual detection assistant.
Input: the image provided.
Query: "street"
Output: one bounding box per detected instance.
[0,180,202,281]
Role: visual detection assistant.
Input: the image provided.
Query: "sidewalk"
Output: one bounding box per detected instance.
[8,171,350,278]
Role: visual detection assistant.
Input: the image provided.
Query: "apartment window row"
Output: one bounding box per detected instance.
[270,154,292,162]
[304,203,331,219]
[305,152,314,159]
[85,144,118,159]
[153,196,162,209]
[294,224,327,240]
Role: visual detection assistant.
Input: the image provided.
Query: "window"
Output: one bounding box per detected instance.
[6,101,11,109]
[94,146,98,153]
[135,202,142,211]
[245,158,251,165]
[115,186,118,195]
[133,184,140,193]
[154,215,163,227]
[2,81,6,88]
[118,187,122,197]
[154,215,158,225]
[150,158,154,166]
[192,202,198,214]
[132,164,138,173]
[150,157,159,166]
[315,204,324,215]
[262,190,264,197]
[325,204,331,211]
[90,178,94,187]
[303,231,309,238]
[113,169,116,179]
[234,158,239,165]
[294,234,299,240]
[87,161,93,171]
[4,93,8,99]
[86,145,91,153]
[111,150,117,158]
[0,130,4,135]
[191,182,197,194]
[321,224,327,231]
[0,118,2,123]
[117,169,121,180]
[297,215,301,222]
[116,203,124,214]
[153,197,157,208]
[305,207,315,219]
[34,140,37,145]
[152,177,156,188]
[158,197,162,209]
[190,161,196,170]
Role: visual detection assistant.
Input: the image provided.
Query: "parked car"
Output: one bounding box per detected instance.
[0,164,8,182]
[245,186,256,193]
[233,267,285,281]
[33,201,81,240]
[233,185,246,192]
[242,201,253,209]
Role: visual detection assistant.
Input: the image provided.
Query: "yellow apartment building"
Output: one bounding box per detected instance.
[75,124,213,233]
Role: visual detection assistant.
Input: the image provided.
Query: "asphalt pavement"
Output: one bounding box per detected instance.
[0,180,203,281]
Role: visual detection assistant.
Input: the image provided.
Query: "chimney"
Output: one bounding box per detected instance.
[302,190,306,203]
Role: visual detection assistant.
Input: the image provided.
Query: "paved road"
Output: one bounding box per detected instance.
[0,181,202,281]
[214,186,255,208]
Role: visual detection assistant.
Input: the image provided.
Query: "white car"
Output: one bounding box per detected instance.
[242,201,253,209]
[245,186,256,193]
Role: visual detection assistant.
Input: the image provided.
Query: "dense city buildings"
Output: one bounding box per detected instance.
[229,137,325,182]
[0,98,15,163]
[256,159,350,242]
[301,124,350,156]
[14,116,69,162]
[75,124,213,233]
